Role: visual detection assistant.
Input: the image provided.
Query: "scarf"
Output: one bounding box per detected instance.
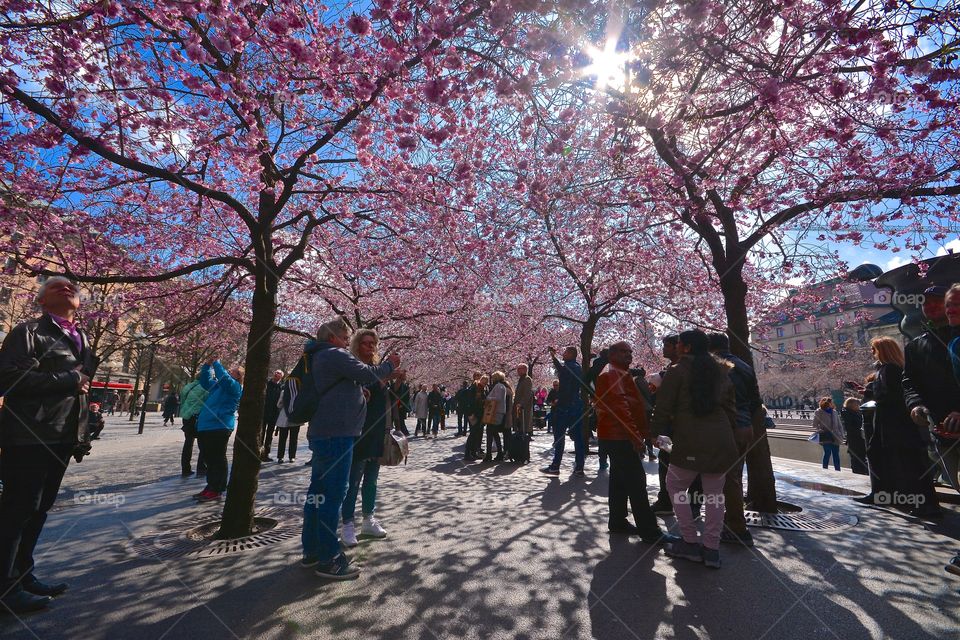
[49,313,82,354]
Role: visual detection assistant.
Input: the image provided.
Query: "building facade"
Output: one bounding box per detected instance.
[753,279,902,409]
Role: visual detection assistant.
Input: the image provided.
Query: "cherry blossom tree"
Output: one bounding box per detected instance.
[0,0,510,537]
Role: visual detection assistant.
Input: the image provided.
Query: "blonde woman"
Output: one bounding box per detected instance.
[484,371,513,461]
[340,329,392,547]
[812,397,844,471]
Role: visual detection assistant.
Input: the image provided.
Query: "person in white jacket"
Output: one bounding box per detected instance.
[413,385,429,437]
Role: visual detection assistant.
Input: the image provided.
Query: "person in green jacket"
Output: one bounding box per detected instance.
[179,377,209,477]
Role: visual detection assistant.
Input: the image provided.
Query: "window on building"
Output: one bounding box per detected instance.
[837,332,848,343]
[0,287,11,304]
[795,340,805,352]
[814,320,823,332]
[794,323,802,335]
[775,327,784,338]
[816,337,825,348]
[777,343,785,353]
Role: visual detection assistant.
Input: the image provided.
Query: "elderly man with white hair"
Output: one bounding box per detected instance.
[0,276,99,613]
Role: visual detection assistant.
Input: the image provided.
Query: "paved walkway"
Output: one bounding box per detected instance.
[1,416,957,639]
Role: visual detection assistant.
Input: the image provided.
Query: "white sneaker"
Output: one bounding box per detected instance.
[360,515,387,539]
[341,520,359,547]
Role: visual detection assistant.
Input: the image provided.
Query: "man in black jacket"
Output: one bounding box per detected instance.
[455,381,471,436]
[427,384,444,437]
[903,286,960,494]
[260,369,284,461]
[0,276,98,613]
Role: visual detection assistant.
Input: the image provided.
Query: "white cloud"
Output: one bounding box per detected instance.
[885,255,910,270]
[935,238,960,257]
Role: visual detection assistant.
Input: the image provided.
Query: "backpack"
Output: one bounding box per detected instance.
[287,350,319,425]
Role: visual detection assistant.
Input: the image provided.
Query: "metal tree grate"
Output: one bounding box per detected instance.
[127,507,301,561]
[744,506,857,532]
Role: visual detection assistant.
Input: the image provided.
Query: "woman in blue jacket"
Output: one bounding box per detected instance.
[195,360,243,502]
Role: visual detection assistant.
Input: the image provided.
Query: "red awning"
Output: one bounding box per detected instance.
[91,381,134,390]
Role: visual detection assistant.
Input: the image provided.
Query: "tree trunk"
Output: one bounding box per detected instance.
[217,262,278,539]
[720,265,779,513]
[578,316,598,443]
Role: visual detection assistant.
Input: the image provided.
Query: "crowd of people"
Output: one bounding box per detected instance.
[1,274,959,613]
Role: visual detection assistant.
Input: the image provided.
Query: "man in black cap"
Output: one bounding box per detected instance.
[900,285,955,515]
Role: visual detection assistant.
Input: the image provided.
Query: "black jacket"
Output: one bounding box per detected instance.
[716,351,763,428]
[427,389,444,414]
[902,326,960,425]
[874,362,925,449]
[0,314,98,446]
[263,380,283,423]
[455,385,471,413]
[353,382,388,460]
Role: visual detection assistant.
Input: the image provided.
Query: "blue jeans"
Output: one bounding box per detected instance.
[550,404,585,470]
[302,436,354,562]
[342,457,381,523]
[821,443,841,470]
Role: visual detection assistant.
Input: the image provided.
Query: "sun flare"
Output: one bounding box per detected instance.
[583,41,631,92]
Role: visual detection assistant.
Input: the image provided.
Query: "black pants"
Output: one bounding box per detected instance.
[429,412,443,435]
[846,427,869,475]
[276,426,300,461]
[604,440,660,537]
[196,430,231,493]
[456,412,466,435]
[656,449,671,504]
[0,444,73,595]
[486,422,503,456]
[261,421,277,457]
[466,419,484,458]
[181,416,206,475]
[890,446,940,510]
[415,418,427,435]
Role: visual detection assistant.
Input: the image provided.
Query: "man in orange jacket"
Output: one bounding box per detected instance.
[595,341,669,543]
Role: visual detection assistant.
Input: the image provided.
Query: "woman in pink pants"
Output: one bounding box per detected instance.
[651,329,738,568]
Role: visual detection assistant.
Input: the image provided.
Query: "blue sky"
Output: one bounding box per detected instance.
[839,236,960,274]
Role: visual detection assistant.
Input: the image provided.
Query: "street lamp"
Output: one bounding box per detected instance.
[133,320,165,435]
[128,343,143,422]
[138,343,157,435]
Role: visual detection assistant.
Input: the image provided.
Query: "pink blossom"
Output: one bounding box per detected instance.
[423,78,449,104]
[347,15,371,36]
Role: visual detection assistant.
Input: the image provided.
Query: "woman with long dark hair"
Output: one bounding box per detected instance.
[651,330,738,569]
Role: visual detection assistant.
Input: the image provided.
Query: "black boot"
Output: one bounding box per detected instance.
[0,589,52,614]
[22,575,68,597]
